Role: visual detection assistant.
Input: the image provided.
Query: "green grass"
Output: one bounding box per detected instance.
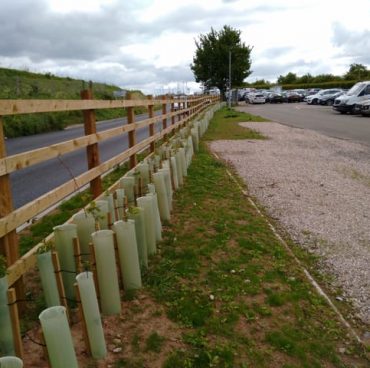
[204,106,267,140]
[0,67,150,137]
[145,332,165,353]
[141,108,368,367]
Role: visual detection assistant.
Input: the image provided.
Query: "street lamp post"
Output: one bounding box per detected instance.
[228,50,231,108]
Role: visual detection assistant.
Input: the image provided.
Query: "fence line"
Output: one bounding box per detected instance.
[0,92,218,289]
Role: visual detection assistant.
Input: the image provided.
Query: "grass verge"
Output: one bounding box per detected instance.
[204,107,267,140]
[139,108,369,367]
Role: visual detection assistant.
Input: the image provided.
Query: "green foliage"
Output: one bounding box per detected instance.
[145,332,165,352]
[0,255,7,278]
[191,25,253,95]
[264,63,370,90]
[344,63,370,81]
[0,67,146,137]
[277,72,298,85]
[36,240,53,254]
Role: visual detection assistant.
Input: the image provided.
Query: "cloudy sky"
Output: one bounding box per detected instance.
[0,0,369,93]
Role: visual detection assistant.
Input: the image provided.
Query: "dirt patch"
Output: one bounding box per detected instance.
[22,290,186,367]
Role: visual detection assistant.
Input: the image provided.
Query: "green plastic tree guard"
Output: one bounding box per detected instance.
[53,224,78,303]
[152,172,170,221]
[120,176,135,205]
[169,156,179,190]
[112,220,142,290]
[158,166,172,211]
[137,162,150,188]
[191,127,199,152]
[175,151,184,186]
[137,197,156,255]
[179,147,187,177]
[94,200,109,230]
[0,277,15,356]
[72,212,95,260]
[103,193,116,224]
[115,188,125,220]
[153,155,161,171]
[91,230,121,315]
[76,272,107,359]
[127,207,148,268]
[39,306,78,368]
[0,356,23,367]
[146,192,162,242]
[37,251,60,307]
[186,136,194,167]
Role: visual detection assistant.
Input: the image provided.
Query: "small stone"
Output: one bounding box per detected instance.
[113,338,121,345]
[209,294,215,301]
[336,296,344,302]
[338,347,346,354]
[363,331,370,340]
[113,347,122,353]
[230,269,236,274]
[244,279,251,283]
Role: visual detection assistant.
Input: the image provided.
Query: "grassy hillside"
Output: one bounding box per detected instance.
[0,67,147,137]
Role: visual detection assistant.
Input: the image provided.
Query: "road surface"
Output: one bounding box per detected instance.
[6,112,164,208]
[237,102,370,146]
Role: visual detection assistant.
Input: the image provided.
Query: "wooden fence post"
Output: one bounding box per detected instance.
[170,95,175,126]
[126,92,137,169]
[0,117,17,261]
[0,117,25,309]
[80,88,102,198]
[162,95,167,141]
[148,95,155,153]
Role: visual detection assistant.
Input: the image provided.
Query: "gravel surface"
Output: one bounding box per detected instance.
[210,122,370,324]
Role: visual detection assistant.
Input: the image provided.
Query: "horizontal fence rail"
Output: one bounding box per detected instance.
[0,96,201,115]
[0,92,219,289]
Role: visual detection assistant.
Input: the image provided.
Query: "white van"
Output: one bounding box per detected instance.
[333,81,370,114]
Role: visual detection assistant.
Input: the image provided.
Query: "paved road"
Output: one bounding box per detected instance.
[6,112,164,208]
[237,102,370,146]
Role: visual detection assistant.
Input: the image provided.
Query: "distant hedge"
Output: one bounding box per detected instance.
[246,80,358,90]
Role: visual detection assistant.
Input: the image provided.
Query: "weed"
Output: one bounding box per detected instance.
[145,332,165,353]
[131,333,141,353]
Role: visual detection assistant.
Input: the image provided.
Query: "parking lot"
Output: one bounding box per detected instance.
[238,102,370,146]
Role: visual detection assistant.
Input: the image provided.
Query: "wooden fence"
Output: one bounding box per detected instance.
[0,92,219,290]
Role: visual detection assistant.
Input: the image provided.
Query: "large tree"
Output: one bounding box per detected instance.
[344,63,370,81]
[191,25,252,96]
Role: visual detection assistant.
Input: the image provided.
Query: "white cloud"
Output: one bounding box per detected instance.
[0,0,368,92]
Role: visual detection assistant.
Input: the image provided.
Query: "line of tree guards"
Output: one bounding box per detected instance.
[191,25,370,95]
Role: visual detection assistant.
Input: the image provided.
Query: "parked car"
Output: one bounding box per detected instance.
[245,93,266,104]
[284,91,302,103]
[291,89,307,99]
[266,92,284,103]
[354,99,370,117]
[304,88,322,100]
[306,89,342,105]
[318,90,343,105]
[333,81,370,114]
